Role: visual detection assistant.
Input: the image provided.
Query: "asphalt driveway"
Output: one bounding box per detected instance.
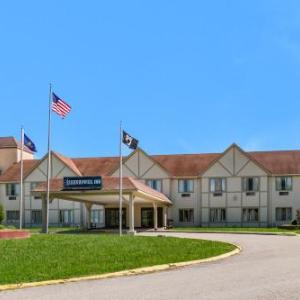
[1,232,300,300]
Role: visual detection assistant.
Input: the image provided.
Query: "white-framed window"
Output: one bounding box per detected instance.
[59,210,74,225]
[146,179,162,192]
[179,209,194,222]
[276,207,292,221]
[30,182,40,190]
[178,179,194,193]
[30,182,42,199]
[210,178,226,193]
[242,208,259,222]
[276,177,292,191]
[210,208,226,222]
[6,210,20,222]
[6,183,20,197]
[31,210,42,224]
[91,209,104,224]
[242,177,259,192]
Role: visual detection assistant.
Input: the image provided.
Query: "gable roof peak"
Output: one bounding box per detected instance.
[51,151,82,176]
[225,142,243,151]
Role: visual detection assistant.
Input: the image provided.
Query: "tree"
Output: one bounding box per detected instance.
[0,204,4,224]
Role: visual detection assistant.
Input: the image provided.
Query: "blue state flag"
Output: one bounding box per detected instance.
[24,134,37,152]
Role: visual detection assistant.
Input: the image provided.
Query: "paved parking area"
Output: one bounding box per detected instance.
[1,232,300,300]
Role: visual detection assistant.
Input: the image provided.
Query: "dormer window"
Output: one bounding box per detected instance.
[146,179,162,192]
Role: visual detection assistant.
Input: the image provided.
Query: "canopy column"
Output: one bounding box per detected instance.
[163,206,168,229]
[127,194,136,235]
[153,202,158,230]
[85,203,92,230]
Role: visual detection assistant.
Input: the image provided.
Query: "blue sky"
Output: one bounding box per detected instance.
[1,0,300,158]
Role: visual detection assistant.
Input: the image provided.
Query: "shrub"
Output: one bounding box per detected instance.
[297,209,300,224]
[291,219,297,225]
[0,204,4,224]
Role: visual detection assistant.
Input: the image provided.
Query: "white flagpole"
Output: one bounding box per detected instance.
[19,126,24,229]
[45,83,52,234]
[119,121,123,236]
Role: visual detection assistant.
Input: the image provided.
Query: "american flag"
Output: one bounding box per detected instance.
[52,93,71,118]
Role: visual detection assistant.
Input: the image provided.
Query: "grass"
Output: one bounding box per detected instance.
[171,227,300,234]
[0,233,235,285]
[0,225,16,230]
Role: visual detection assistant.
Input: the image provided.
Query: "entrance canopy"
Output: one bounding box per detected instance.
[33,176,172,207]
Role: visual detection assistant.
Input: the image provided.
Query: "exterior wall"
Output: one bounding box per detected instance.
[1,145,300,228]
[17,148,34,161]
[269,176,300,226]
[0,148,18,175]
[169,178,200,226]
[111,149,172,223]
[201,147,269,227]
[0,148,34,175]
[0,153,104,227]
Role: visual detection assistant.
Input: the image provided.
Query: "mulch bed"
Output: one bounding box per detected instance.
[0,230,31,239]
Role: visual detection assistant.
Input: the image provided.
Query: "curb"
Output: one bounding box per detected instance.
[160,230,297,236]
[0,245,241,292]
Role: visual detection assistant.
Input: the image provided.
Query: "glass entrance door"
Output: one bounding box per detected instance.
[141,208,154,228]
[105,208,126,228]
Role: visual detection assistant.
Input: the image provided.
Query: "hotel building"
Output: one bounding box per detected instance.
[0,136,299,229]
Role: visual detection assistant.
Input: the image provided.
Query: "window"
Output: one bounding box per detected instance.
[242,208,259,222]
[242,177,259,192]
[30,182,41,199]
[6,210,20,222]
[210,208,226,222]
[6,183,20,197]
[91,209,104,224]
[31,210,42,224]
[210,178,226,193]
[276,177,292,191]
[30,182,40,190]
[146,179,162,192]
[276,208,292,221]
[59,210,74,225]
[178,179,194,193]
[179,209,194,222]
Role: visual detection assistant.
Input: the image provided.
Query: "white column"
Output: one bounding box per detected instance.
[127,194,136,235]
[153,202,158,230]
[85,203,92,230]
[163,206,168,229]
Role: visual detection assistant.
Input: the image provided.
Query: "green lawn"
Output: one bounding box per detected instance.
[0,225,17,230]
[171,227,300,234]
[0,234,235,285]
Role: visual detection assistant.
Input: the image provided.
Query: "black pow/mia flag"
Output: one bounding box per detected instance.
[122,131,138,149]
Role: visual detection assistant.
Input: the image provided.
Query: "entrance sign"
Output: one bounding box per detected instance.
[63,176,102,190]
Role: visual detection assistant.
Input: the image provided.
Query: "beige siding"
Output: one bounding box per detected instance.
[1,144,300,228]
